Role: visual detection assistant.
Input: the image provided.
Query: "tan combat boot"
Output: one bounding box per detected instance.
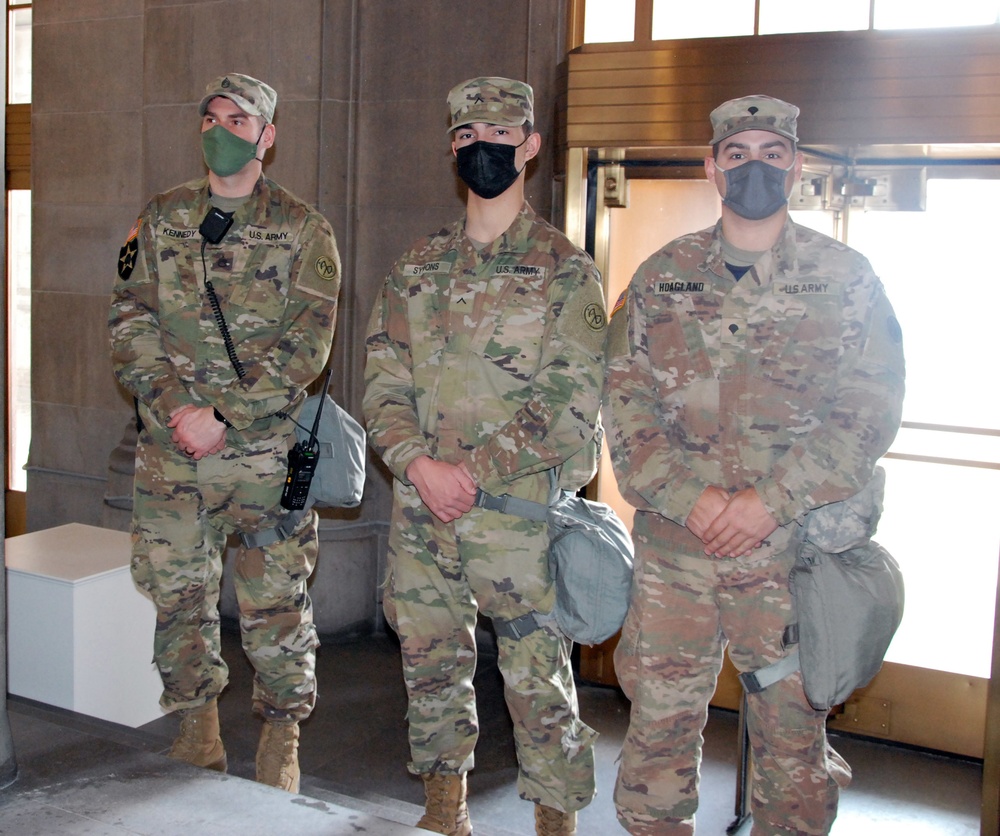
[256,719,300,793]
[416,772,473,836]
[167,698,227,773]
[534,804,577,836]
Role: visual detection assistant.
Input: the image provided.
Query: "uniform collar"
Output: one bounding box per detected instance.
[702,217,800,282]
[458,201,536,256]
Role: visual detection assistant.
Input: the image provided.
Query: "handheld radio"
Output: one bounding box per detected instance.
[280,369,332,510]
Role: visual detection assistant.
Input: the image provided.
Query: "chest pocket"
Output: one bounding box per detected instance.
[477,264,547,380]
[642,292,716,398]
[224,244,290,326]
[750,286,844,392]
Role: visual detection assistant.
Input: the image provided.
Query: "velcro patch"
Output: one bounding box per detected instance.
[315,254,338,281]
[117,218,141,280]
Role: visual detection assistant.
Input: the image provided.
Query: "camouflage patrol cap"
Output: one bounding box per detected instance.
[199,73,277,124]
[447,76,534,133]
[710,94,799,145]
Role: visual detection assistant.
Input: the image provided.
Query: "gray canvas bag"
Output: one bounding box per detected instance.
[239,386,366,550]
[293,391,366,509]
[787,538,904,710]
[739,466,904,710]
[475,473,634,646]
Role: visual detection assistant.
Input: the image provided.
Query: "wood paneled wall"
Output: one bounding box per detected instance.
[566,28,1000,149]
[5,103,29,190]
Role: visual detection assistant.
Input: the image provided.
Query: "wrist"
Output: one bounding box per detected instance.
[213,407,233,428]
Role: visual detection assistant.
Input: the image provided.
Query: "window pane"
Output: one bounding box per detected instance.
[759,0,870,34]
[7,6,31,105]
[584,0,636,43]
[846,178,1000,679]
[7,190,31,492]
[877,459,998,678]
[847,179,1000,428]
[876,0,1000,30]
[653,0,755,40]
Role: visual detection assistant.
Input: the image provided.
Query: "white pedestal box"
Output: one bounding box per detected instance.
[5,523,165,728]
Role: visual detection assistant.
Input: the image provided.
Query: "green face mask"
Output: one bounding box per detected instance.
[201,124,261,177]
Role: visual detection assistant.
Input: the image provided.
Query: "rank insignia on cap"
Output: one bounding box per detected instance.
[118,218,141,281]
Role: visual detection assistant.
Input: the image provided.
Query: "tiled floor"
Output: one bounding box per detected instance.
[0,626,983,835]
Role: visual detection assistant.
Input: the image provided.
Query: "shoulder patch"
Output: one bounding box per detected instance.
[314,254,338,281]
[611,289,628,318]
[117,218,141,281]
[584,301,606,332]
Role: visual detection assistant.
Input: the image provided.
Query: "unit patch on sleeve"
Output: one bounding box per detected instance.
[315,254,338,281]
[584,302,606,332]
[118,218,141,281]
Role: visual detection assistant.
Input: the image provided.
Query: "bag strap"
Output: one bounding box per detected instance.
[738,646,800,694]
[477,471,561,641]
[473,489,548,522]
[239,508,309,550]
[472,468,560,523]
[492,611,558,641]
[476,489,551,640]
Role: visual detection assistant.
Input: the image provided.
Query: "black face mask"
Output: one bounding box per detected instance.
[455,138,527,199]
[718,159,795,220]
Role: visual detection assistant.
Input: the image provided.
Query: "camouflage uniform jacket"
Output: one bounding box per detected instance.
[604,218,905,538]
[364,202,607,505]
[109,175,341,451]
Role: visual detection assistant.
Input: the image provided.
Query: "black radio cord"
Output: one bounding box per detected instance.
[201,239,246,379]
[199,237,316,434]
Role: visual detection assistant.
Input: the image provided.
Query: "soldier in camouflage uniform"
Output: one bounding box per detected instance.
[603,95,905,835]
[363,77,606,836]
[108,73,340,794]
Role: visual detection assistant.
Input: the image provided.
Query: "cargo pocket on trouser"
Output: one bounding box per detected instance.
[502,626,599,812]
[515,713,598,812]
[551,718,599,811]
[130,547,156,597]
[613,604,641,700]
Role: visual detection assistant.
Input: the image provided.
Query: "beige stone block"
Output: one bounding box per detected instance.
[34,17,143,114]
[356,0,529,102]
[34,0,141,25]
[356,98,461,211]
[268,0,324,102]
[321,0,357,101]
[32,203,142,296]
[33,112,144,206]
[265,100,322,207]
[32,291,121,410]
[142,104,205,197]
[27,402,130,480]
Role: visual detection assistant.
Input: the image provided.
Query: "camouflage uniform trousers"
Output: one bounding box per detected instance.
[614,516,850,835]
[130,430,320,722]
[383,480,597,812]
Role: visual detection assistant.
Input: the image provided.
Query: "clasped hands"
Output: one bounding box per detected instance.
[168,405,228,460]
[685,485,779,558]
[406,455,478,523]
